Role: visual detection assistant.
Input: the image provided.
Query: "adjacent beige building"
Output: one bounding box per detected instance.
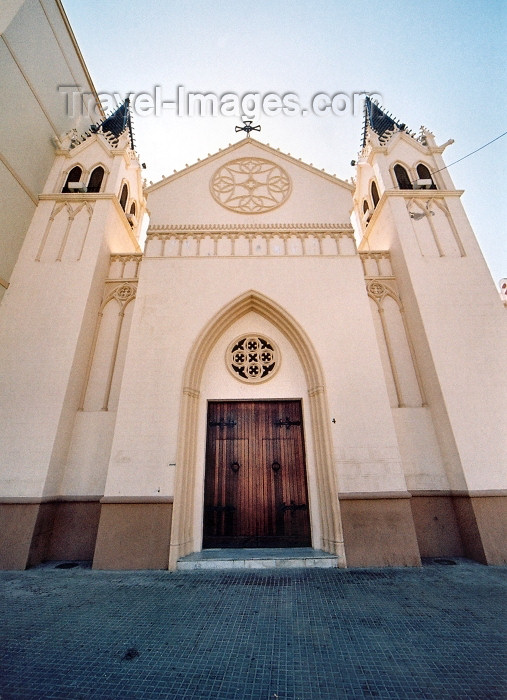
[0,0,102,302]
[0,9,505,570]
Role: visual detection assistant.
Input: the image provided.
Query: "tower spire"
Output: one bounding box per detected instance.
[91,98,135,149]
[362,96,407,148]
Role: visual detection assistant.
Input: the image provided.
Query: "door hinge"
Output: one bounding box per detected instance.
[208,418,237,429]
[279,501,307,513]
[274,417,301,430]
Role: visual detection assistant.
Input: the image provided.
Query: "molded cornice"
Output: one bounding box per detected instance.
[147,222,354,234]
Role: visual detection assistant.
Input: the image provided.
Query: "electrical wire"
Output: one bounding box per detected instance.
[431,130,507,176]
[363,128,507,191]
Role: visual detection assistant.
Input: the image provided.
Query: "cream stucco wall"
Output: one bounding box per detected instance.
[102,248,410,505]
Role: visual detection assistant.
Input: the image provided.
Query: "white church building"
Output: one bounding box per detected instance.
[0,8,505,571]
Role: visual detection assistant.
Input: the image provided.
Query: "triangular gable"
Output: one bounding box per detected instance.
[55,130,131,161]
[146,138,354,227]
[146,138,353,193]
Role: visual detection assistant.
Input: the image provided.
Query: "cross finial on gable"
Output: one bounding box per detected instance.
[235,120,261,137]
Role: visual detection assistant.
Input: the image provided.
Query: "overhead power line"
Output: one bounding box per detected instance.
[431,130,507,175]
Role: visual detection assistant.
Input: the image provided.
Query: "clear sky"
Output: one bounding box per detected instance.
[63,0,506,285]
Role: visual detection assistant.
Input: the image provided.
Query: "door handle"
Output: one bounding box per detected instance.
[230,461,240,473]
[271,461,281,472]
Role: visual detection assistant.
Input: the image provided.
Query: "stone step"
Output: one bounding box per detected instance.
[177,547,340,571]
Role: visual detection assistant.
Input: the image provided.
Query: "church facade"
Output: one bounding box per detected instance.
[0,96,505,570]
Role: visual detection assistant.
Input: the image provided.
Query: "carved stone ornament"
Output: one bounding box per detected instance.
[368,281,385,298]
[210,158,291,213]
[226,334,280,383]
[113,284,136,302]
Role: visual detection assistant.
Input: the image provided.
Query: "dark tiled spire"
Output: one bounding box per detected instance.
[91,98,134,149]
[362,96,407,148]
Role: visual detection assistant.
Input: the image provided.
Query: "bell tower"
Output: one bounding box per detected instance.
[353,98,507,564]
[0,102,145,569]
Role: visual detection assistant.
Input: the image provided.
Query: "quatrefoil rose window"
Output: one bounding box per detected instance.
[210,158,291,213]
[226,335,280,383]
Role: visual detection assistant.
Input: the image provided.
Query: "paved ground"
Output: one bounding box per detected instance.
[0,558,505,699]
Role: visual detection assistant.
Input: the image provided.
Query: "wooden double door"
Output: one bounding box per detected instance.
[203,400,311,548]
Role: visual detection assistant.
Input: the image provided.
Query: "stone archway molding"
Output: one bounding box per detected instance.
[168,290,346,569]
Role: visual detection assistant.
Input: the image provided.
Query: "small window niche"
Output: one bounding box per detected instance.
[62,166,84,193]
[87,166,105,193]
[362,199,371,225]
[127,202,137,227]
[371,181,380,208]
[119,183,129,211]
[394,164,413,190]
[415,164,437,190]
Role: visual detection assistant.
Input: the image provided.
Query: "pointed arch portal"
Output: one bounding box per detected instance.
[168,291,346,569]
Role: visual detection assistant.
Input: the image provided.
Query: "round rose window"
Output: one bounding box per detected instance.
[226,334,280,383]
[210,158,291,213]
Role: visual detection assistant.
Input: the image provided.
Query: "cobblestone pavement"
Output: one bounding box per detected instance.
[0,559,505,699]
